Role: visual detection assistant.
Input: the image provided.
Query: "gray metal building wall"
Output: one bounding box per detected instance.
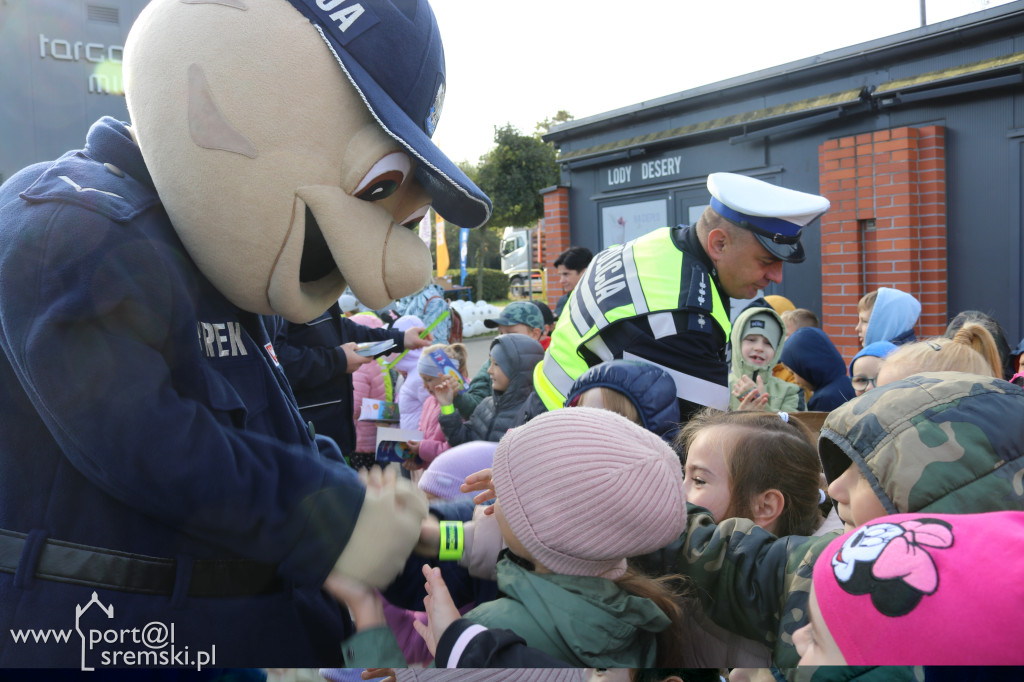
[1,0,148,184]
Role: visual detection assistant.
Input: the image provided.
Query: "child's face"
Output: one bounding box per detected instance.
[682,428,732,521]
[492,498,546,572]
[422,374,446,392]
[487,356,510,392]
[827,462,889,533]
[498,323,541,340]
[850,355,883,397]
[740,334,774,366]
[855,307,872,347]
[793,586,846,665]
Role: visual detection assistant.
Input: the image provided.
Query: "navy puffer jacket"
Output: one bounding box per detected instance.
[565,360,681,441]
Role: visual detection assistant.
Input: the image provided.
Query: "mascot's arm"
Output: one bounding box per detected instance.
[0,207,421,588]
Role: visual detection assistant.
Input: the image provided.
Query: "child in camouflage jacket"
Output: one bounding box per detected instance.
[636,371,1024,669]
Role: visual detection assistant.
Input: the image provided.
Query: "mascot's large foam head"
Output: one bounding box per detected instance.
[122,0,490,322]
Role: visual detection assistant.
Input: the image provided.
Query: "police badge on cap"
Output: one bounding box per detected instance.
[707,173,830,263]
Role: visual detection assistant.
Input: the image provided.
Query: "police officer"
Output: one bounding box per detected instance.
[534,172,830,420]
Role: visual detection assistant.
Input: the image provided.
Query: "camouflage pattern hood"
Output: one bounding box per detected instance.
[819,371,1024,515]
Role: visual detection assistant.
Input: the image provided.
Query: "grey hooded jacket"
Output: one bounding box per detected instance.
[440,333,544,444]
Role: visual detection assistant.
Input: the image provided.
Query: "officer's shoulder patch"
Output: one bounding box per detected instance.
[687,311,713,335]
[684,262,713,312]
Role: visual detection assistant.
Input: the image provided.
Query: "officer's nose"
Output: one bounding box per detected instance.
[766,260,784,284]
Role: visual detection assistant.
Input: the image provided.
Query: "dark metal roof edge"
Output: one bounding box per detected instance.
[874,49,1024,94]
[557,89,868,164]
[543,1,1024,143]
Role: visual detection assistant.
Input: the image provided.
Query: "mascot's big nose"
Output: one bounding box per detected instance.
[294,185,432,311]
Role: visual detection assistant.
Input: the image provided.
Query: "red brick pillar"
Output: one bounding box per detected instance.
[818,126,948,363]
[540,185,570,308]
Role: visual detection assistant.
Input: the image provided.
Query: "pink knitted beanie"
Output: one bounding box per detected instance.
[813,510,1024,664]
[492,406,686,580]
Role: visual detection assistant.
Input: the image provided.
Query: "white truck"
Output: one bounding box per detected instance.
[500,227,543,297]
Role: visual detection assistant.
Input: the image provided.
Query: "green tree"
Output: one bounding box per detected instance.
[475,123,560,228]
[535,110,574,136]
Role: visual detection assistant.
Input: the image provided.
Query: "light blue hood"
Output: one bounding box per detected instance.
[864,287,921,346]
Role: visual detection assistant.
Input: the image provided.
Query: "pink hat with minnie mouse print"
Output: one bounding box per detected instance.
[812,511,1024,665]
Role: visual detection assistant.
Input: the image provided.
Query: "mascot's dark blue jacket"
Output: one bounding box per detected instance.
[0,118,360,666]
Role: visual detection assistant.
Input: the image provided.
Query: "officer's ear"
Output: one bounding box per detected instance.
[705,226,730,262]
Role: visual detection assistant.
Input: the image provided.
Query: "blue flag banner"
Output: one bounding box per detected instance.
[459,227,469,285]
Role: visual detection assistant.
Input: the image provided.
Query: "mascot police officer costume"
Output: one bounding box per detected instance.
[0,0,489,667]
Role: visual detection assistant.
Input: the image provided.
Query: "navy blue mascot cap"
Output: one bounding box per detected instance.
[286,0,491,228]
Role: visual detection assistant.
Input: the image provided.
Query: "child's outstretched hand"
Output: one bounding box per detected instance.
[412,564,461,656]
[461,467,496,513]
[733,374,770,411]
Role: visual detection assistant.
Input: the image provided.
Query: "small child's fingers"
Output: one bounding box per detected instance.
[472,490,495,505]
[422,565,451,600]
[412,617,428,639]
[463,468,492,484]
[421,562,434,587]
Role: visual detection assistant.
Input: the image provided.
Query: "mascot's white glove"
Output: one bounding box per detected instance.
[332,464,428,589]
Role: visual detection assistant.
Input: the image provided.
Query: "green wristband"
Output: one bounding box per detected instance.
[438,521,465,561]
[440,403,456,416]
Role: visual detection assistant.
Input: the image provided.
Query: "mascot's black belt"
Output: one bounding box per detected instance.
[0,529,283,597]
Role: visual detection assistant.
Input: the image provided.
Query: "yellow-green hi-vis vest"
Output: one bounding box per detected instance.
[534,227,732,411]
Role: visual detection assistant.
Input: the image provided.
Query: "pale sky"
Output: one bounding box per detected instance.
[428,0,1014,166]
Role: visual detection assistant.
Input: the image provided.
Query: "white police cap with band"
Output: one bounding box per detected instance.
[284,0,491,229]
[707,172,830,263]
